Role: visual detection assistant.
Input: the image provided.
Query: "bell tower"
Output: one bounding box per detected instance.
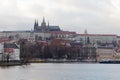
[41,17,46,32]
[34,20,37,31]
[34,19,39,31]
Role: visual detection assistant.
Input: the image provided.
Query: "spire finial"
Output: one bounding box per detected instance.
[34,19,37,26]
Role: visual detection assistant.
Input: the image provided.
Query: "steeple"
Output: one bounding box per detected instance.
[34,19,37,27]
[34,19,39,31]
[36,19,39,26]
[41,17,46,32]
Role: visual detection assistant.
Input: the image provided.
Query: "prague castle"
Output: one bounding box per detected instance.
[34,17,61,32]
[0,17,119,46]
[0,17,119,62]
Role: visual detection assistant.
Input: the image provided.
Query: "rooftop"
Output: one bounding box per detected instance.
[78,34,117,36]
[50,31,76,34]
[4,43,19,49]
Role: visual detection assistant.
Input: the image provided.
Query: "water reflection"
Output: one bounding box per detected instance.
[0,63,120,80]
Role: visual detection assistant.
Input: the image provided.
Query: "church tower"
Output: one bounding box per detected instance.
[34,19,39,31]
[34,20,37,31]
[36,20,39,26]
[41,17,46,32]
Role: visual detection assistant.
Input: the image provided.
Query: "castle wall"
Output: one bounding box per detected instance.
[0,31,51,41]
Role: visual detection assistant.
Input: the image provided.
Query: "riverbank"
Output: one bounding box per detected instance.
[28,59,97,63]
[1,59,120,66]
[0,61,29,66]
[0,59,96,66]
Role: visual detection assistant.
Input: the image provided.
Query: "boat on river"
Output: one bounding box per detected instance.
[99,60,120,64]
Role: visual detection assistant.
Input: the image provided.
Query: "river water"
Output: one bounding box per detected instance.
[0,63,120,80]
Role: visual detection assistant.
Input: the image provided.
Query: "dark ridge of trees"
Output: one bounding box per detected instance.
[19,39,97,60]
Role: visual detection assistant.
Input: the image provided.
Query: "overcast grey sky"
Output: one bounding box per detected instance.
[0,0,120,34]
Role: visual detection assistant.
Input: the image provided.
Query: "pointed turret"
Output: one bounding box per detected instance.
[41,17,46,32]
[36,19,39,26]
[34,19,38,32]
[34,19,37,27]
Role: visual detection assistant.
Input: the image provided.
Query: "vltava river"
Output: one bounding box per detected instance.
[0,63,120,80]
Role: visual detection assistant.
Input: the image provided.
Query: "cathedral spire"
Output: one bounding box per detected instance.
[34,19,38,31]
[43,17,46,23]
[41,17,46,32]
[36,19,39,26]
[34,19,37,26]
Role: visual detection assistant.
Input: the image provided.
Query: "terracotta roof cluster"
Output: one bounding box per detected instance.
[50,31,76,34]
[0,37,11,43]
[78,34,117,36]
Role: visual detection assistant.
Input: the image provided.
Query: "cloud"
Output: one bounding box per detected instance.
[0,0,120,34]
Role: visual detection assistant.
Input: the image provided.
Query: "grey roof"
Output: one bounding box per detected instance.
[49,26,60,30]
[4,43,19,49]
[48,26,60,31]
[97,46,114,49]
[34,25,61,32]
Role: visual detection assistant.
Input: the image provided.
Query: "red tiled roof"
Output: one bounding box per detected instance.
[0,37,11,43]
[50,31,76,34]
[77,34,117,36]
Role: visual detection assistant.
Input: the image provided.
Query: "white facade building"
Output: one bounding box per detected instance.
[0,43,4,61]
[50,31,76,40]
[75,34,117,45]
[0,31,51,42]
[3,43,20,61]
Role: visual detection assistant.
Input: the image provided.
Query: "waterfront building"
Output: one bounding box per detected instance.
[96,47,114,61]
[117,36,120,47]
[0,43,20,61]
[0,43,4,61]
[81,45,97,61]
[4,43,20,61]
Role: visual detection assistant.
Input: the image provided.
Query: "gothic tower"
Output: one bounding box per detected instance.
[36,20,39,26]
[41,17,46,32]
[34,20,38,31]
